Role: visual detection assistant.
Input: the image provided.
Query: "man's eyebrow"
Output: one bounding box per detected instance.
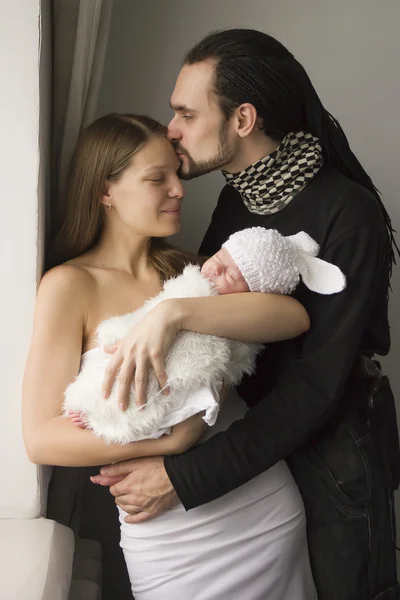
[170,102,198,113]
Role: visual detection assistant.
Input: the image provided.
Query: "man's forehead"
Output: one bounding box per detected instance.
[171,62,215,108]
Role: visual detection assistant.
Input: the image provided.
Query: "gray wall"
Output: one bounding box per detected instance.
[97,0,400,545]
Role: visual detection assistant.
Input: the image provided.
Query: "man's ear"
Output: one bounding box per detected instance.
[234,103,258,138]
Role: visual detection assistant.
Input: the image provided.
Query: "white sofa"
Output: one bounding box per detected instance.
[0,407,101,599]
[1,517,74,600]
[0,459,101,600]
[0,433,76,600]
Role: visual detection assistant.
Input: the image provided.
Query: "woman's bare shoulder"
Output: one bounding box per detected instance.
[38,263,96,308]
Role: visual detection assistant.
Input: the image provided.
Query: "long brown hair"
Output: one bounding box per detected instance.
[49,113,197,280]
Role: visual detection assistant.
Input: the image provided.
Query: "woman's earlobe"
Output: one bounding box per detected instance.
[100,186,112,208]
[100,197,112,210]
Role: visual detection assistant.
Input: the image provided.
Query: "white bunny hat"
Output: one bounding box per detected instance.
[222,227,346,295]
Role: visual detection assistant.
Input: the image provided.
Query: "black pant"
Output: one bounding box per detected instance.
[289,376,400,600]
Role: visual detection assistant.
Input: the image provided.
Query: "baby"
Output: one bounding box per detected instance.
[65,227,346,444]
[202,227,346,296]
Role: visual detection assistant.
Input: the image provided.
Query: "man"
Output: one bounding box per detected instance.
[94,29,400,599]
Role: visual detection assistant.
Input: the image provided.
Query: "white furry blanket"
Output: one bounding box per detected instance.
[63,265,260,444]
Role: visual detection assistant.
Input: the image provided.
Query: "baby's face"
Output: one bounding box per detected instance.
[201,247,249,295]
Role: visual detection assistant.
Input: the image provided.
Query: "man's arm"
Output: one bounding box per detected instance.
[164,223,388,509]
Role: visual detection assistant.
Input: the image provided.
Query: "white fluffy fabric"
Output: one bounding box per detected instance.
[63,265,261,445]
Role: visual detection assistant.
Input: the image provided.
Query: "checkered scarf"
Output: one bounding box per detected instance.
[223,131,323,215]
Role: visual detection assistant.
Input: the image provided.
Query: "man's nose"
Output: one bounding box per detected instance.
[167,117,181,142]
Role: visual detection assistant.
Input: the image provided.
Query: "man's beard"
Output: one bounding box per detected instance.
[176,123,234,180]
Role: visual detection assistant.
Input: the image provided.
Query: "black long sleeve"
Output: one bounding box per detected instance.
[164,167,390,510]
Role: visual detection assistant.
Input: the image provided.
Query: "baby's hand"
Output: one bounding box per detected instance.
[68,411,88,429]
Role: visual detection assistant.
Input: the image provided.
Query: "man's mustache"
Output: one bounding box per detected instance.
[173,144,189,158]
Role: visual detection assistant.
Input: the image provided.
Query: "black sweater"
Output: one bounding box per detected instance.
[164,166,391,510]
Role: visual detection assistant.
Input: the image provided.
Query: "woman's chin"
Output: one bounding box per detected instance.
[157,223,181,238]
[164,219,181,236]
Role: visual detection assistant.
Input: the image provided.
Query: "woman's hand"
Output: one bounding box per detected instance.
[91,385,230,487]
[164,383,229,455]
[164,411,208,455]
[102,299,182,410]
[90,413,209,489]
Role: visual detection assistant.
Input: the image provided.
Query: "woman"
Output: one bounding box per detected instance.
[23,113,316,599]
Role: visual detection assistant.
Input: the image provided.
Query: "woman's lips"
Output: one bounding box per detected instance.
[162,207,181,215]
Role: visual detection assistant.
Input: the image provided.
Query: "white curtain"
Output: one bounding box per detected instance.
[52,0,113,229]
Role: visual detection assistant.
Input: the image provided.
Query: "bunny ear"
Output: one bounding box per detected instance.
[296,254,347,295]
[286,232,319,257]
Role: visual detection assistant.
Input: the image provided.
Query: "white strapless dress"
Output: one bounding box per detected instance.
[119,389,317,600]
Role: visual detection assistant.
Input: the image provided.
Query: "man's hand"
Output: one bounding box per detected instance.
[102,300,182,410]
[90,456,179,523]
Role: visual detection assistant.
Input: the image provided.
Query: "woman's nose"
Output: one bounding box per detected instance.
[170,178,185,199]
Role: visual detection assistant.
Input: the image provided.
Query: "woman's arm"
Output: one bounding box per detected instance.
[103,292,309,408]
[170,292,309,343]
[22,266,200,467]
